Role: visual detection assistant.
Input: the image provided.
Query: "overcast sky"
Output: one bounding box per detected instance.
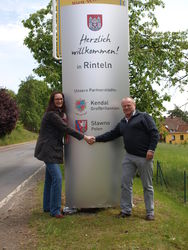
[0,0,187,111]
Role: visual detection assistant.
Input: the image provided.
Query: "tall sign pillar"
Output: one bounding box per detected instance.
[56,0,129,208]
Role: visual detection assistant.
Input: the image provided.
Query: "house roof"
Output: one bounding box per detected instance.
[163,116,188,132]
[178,124,188,132]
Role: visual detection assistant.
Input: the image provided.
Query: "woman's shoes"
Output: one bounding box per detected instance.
[55,214,64,219]
[50,213,64,218]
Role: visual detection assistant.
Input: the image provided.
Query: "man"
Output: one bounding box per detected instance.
[90,97,159,220]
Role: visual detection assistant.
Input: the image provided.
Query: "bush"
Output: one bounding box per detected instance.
[0,88,19,137]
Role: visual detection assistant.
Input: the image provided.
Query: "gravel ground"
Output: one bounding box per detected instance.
[0,166,44,250]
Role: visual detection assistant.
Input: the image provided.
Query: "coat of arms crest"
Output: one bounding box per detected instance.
[75,120,88,133]
[75,99,86,113]
[87,14,102,31]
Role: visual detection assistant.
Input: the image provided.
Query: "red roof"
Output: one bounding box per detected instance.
[163,116,188,132]
[177,124,188,132]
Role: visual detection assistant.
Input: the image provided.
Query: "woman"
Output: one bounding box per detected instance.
[34,91,91,218]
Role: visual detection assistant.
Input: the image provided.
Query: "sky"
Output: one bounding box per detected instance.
[0,0,187,111]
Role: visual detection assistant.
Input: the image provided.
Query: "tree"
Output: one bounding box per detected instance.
[7,89,17,100]
[22,0,188,118]
[22,1,61,91]
[17,76,51,132]
[128,0,188,117]
[0,88,19,137]
[168,105,188,122]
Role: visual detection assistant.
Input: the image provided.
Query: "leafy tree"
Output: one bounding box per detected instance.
[22,1,61,91]
[22,0,188,118]
[168,105,188,122]
[17,76,51,132]
[128,0,188,117]
[0,88,19,137]
[7,89,17,100]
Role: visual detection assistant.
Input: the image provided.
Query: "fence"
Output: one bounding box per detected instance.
[155,161,187,203]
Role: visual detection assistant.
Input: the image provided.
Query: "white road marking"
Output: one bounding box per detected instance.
[0,164,44,209]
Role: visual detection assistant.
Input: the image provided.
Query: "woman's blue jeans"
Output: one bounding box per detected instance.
[43,163,62,216]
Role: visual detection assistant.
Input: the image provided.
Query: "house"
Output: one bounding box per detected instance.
[160,116,188,144]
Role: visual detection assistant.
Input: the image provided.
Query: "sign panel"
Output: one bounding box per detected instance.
[53,0,126,59]
[62,4,129,208]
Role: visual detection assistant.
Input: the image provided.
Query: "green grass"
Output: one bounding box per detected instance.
[31,179,188,250]
[155,143,188,171]
[30,143,188,249]
[154,143,188,202]
[0,122,38,146]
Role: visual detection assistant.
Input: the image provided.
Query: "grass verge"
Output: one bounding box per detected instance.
[154,143,188,203]
[30,178,188,250]
[0,122,38,146]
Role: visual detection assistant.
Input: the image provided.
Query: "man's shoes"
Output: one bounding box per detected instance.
[117,212,131,218]
[145,215,155,221]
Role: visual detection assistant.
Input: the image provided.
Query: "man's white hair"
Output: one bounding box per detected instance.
[121,97,136,106]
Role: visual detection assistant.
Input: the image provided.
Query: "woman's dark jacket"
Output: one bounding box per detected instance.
[34,111,84,163]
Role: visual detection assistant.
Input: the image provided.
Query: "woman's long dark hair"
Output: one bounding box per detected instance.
[46,91,66,114]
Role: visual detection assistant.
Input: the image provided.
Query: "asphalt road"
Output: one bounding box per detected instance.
[0,141,43,202]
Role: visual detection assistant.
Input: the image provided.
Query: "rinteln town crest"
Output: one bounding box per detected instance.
[87,15,102,31]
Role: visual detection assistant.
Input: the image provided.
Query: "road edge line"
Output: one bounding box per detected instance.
[0,164,45,209]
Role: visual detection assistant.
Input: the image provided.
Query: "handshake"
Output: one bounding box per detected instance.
[84,135,96,145]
